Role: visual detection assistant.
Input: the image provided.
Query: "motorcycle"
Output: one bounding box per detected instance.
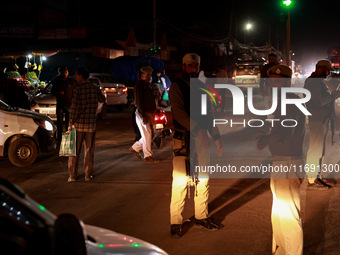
[153,108,172,148]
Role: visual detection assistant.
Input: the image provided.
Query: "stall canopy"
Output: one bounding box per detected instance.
[110,55,164,87]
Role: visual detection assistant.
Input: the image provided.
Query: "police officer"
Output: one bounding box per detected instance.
[304,59,340,189]
[257,65,305,255]
[169,53,223,238]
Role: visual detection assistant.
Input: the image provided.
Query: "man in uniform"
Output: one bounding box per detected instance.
[304,59,340,189]
[257,65,305,255]
[169,53,223,238]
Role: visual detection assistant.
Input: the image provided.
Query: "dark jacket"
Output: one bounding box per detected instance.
[304,72,334,123]
[134,80,157,117]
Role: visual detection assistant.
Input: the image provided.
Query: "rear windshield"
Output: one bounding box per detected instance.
[95,75,117,83]
[236,65,261,76]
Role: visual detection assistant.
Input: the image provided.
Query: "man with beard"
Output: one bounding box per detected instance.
[169,53,223,238]
[304,59,340,189]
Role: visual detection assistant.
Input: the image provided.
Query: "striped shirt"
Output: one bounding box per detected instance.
[69,81,105,132]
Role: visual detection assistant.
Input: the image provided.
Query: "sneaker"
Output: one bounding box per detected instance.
[67,177,76,182]
[307,178,331,190]
[144,156,159,164]
[129,147,142,159]
[195,218,219,231]
[85,175,94,182]
[170,224,182,238]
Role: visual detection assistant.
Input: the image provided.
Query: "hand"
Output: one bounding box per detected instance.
[198,129,211,149]
[256,135,268,150]
[215,139,223,157]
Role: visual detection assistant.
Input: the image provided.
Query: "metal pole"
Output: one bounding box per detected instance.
[153,0,156,48]
[286,10,290,67]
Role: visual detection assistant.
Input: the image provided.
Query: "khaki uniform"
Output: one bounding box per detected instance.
[169,75,220,225]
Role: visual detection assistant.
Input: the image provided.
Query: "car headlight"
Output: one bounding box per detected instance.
[35,120,54,131]
[31,100,37,107]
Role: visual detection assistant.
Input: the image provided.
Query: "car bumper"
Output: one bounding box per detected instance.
[33,126,57,153]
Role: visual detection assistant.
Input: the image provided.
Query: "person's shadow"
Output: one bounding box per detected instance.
[303,186,333,254]
[181,174,270,236]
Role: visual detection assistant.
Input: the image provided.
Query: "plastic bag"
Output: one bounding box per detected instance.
[59,128,76,156]
[162,91,169,101]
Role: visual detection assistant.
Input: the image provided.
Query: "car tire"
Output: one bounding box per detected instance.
[8,137,38,167]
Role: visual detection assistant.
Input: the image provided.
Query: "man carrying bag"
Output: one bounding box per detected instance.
[67,67,105,182]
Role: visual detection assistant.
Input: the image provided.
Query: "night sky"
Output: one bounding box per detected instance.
[84,0,340,71]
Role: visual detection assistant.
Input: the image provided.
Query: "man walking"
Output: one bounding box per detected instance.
[169,53,223,238]
[257,65,305,255]
[67,67,105,182]
[129,66,159,163]
[304,59,340,189]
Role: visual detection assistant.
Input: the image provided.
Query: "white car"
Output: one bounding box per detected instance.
[0,100,57,167]
[233,62,263,88]
[90,73,128,110]
[30,77,108,120]
[0,178,168,255]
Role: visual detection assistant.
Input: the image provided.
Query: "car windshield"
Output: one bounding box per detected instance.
[236,65,261,76]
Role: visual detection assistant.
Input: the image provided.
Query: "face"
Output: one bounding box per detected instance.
[269,74,290,89]
[268,56,276,64]
[141,72,152,82]
[60,69,69,79]
[75,71,83,83]
[183,62,200,78]
[319,67,331,77]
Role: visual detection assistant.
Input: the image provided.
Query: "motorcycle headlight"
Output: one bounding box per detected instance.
[35,120,54,131]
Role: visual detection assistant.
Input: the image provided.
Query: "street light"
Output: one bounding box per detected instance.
[244,22,253,44]
[245,23,253,30]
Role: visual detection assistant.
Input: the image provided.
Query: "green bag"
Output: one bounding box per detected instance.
[59,128,76,156]
[162,91,169,101]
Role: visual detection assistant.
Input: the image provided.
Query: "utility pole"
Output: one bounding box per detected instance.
[153,0,156,49]
[286,10,290,67]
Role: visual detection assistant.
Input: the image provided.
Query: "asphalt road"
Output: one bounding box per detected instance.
[1,99,340,255]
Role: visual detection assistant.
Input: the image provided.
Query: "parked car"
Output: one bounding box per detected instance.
[90,73,128,110]
[0,178,168,255]
[232,62,263,88]
[30,77,107,120]
[0,100,57,167]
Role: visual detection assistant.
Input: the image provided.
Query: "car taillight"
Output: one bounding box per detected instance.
[122,87,128,94]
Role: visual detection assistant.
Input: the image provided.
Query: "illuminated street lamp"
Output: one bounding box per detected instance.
[245,23,253,30]
[244,22,253,44]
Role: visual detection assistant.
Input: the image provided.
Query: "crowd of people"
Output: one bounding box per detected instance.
[49,52,339,255]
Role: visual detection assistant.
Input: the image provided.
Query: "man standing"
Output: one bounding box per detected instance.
[169,53,223,238]
[304,59,340,189]
[51,66,75,142]
[129,66,159,163]
[67,67,105,182]
[257,65,305,255]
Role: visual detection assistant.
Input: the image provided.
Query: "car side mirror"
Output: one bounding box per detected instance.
[54,214,87,255]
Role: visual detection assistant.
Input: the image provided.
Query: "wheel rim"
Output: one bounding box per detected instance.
[16,145,32,160]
